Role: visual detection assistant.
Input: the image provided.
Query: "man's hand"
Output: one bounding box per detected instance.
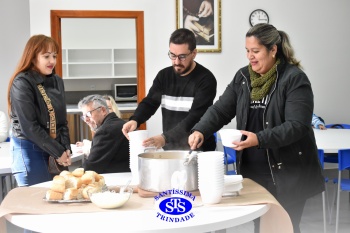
[122,120,138,139]
[142,135,165,149]
[319,125,327,130]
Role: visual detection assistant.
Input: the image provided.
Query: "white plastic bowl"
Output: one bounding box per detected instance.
[219,129,242,147]
[89,186,133,209]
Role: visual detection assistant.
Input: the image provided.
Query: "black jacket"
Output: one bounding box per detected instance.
[83,112,130,174]
[10,70,71,159]
[192,61,325,206]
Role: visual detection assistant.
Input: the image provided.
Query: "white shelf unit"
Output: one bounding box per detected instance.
[62,48,137,80]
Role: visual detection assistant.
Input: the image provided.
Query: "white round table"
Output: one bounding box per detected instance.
[0,142,83,202]
[5,173,269,233]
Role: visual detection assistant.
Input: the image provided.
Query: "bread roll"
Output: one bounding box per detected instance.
[82,183,101,200]
[46,190,63,200]
[59,170,71,177]
[63,188,78,200]
[65,175,82,189]
[77,187,84,200]
[50,175,65,193]
[72,168,84,177]
[81,172,95,184]
[97,175,105,188]
[94,173,100,182]
[85,170,100,182]
[53,175,65,182]
[47,170,104,200]
[60,173,73,182]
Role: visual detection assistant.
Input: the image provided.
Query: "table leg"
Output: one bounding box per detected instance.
[1,175,15,203]
[0,176,3,203]
[5,176,11,194]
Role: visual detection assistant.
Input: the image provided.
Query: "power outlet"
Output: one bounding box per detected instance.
[90,85,96,90]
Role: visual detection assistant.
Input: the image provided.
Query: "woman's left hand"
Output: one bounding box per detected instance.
[66,150,72,165]
[233,130,259,151]
[57,150,72,166]
[188,131,204,150]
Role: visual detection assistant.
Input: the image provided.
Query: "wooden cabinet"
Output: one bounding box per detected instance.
[63,48,138,142]
[66,114,92,143]
[62,48,137,80]
[120,111,134,121]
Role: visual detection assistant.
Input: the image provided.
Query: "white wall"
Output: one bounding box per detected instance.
[0,0,30,121]
[1,0,349,138]
[61,18,136,48]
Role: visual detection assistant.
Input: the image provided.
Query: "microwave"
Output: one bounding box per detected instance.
[113,84,137,102]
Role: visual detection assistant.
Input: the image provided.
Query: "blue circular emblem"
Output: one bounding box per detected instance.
[159,197,192,215]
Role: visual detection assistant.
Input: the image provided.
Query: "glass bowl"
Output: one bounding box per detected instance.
[88,185,133,209]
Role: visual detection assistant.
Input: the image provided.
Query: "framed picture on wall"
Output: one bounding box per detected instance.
[176,0,221,53]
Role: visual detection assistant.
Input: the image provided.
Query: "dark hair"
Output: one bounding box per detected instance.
[246,23,302,69]
[169,28,196,51]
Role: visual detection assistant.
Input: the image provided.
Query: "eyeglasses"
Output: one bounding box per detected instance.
[81,106,102,121]
[168,51,192,61]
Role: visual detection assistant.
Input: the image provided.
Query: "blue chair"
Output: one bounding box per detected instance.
[330,149,350,233]
[214,132,236,175]
[223,146,236,175]
[326,124,350,129]
[213,132,218,148]
[318,149,328,233]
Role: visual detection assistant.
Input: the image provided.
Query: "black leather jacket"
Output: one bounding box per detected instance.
[83,112,130,173]
[10,70,71,159]
[193,60,325,206]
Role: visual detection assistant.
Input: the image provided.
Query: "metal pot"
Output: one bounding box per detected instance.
[138,150,198,192]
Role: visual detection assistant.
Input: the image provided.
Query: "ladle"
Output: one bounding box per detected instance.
[120,180,131,194]
[184,150,196,165]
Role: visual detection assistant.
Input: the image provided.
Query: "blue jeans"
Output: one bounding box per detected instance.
[11,137,54,186]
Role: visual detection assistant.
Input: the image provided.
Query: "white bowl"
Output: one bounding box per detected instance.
[197,151,224,158]
[89,186,133,209]
[219,129,242,147]
[224,182,243,192]
[224,174,243,183]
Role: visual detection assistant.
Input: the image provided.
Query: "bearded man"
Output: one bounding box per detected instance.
[122,28,217,151]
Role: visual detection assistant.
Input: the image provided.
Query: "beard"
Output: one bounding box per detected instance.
[87,122,98,132]
[173,63,192,75]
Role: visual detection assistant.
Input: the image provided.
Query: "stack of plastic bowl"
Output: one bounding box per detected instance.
[223,174,243,196]
[128,130,148,184]
[197,151,225,204]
